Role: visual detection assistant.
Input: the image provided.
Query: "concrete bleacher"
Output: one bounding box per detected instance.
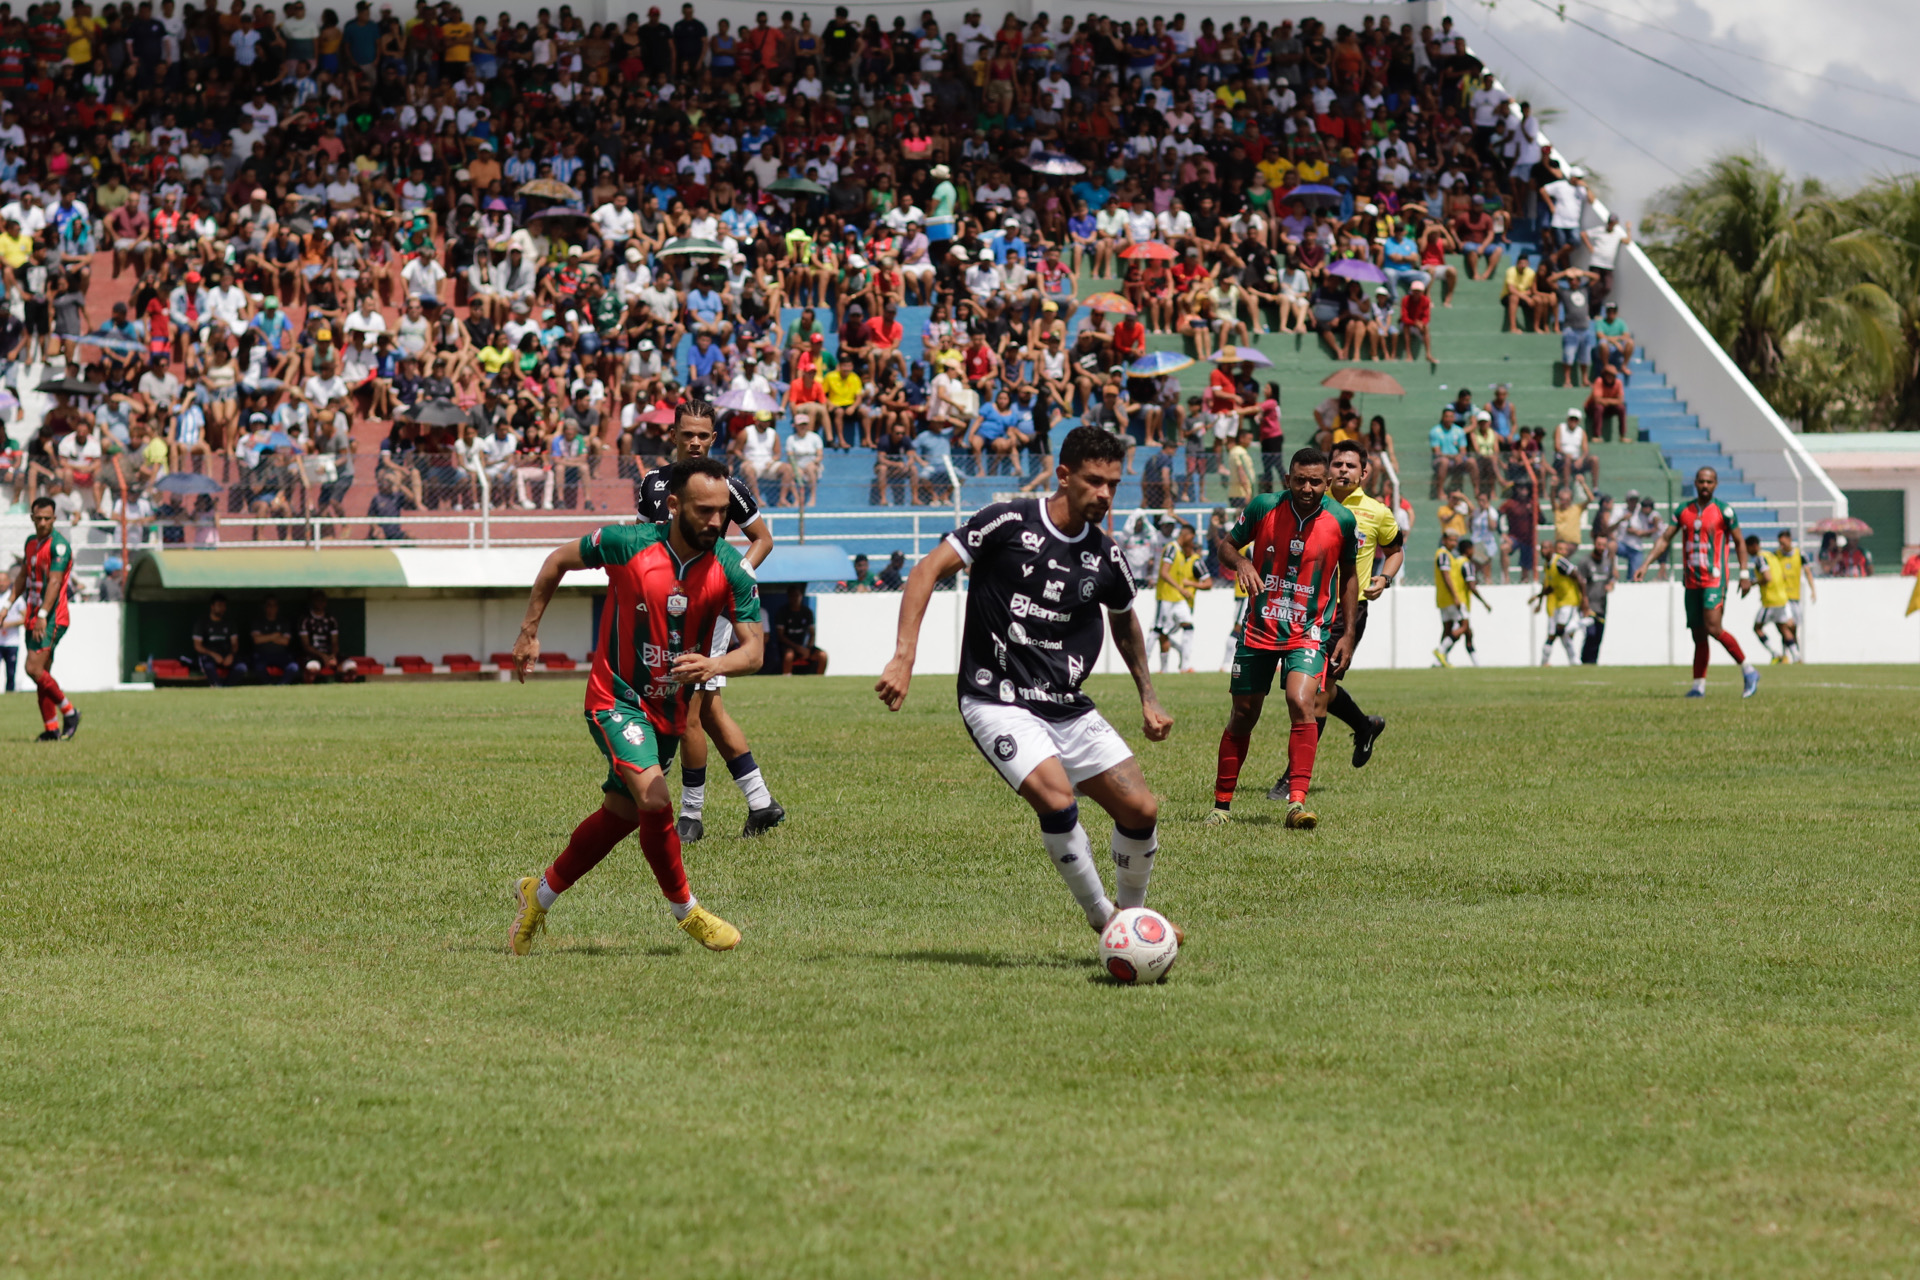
[1626,356,1783,536]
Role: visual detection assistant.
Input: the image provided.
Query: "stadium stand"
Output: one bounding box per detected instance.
[0,0,1816,677]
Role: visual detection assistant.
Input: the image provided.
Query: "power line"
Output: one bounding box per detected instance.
[1521,0,1920,165]
[1465,13,1685,181]
[1564,0,1920,111]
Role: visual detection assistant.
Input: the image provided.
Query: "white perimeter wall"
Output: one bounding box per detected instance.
[40,577,1919,693]
[817,578,1920,676]
[364,595,597,665]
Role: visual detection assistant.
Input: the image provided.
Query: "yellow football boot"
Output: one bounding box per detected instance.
[509,875,547,956]
[1285,802,1318,830]
[678,904,741,951]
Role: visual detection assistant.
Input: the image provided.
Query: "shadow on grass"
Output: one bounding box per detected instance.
[440,939,682,958]
[887,949,1098,971]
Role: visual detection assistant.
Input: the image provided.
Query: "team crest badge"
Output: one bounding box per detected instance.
[1079,578,1096,601]
[666,592,688,616]
[993,734,1017,761]
[1289,539,1305,555]
[621,722,645,745]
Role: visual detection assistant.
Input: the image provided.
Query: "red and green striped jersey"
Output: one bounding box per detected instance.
[23,529,72,627]
[1673,497,1739,589]
[578,523,761,736]
[1227,492,1358,651]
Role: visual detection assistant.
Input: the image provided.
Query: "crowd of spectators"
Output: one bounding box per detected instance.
[0,0,1658,552]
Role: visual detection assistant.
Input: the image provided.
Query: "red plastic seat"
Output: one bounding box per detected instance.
[351,657,385,676]
[489,652,517,668]
[443,653,481,672]
[540,652,577,670]
[394,654,433,673]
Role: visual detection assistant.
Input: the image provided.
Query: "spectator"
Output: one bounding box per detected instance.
[875,551,909,591]
[297,591,355,682]
[847,554,877,592]
[1585,364,1627,443]
[249,597,301,684]
[1555,409,1600,491]
[1427,407,1471,500]
[1551,265,1600,386]
[193,594,241,686]
[1594,301,1636,374]
[775,584,828,675]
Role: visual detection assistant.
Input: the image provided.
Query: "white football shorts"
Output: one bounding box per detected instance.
[960,697,1134,792]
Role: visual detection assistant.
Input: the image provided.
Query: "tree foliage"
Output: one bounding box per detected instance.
[1647,152,1915,432]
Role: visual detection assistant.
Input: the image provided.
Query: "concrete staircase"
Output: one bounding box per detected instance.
[1627,355,1784,535]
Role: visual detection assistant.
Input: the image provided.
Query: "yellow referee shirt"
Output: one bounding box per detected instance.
[1157,544,1201,604]
[1342,488,1401,588]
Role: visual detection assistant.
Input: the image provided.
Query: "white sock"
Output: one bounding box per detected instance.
[1561,634,1578,665]
[1111,823,1157,909]
[1788,641,1802,662]
[728,753,773,809]
[670,895,697,921]
[1158,645,1172,673]
[1540,641,1555,666]
[1441,634,1458,654]
[1173,631,1192,670]
[1756,633,1778,658]
[1691,677,1707,693]
[1041,808,1113,929]
[1741,661,1756,675]
[1467,645,1481,667]
[680,782,706,818]
[536,877,561,909]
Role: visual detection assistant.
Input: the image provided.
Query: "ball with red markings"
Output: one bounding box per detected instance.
[1099,907,1179,984]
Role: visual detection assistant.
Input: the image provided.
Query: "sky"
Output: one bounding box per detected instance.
[1445,0,1920,223]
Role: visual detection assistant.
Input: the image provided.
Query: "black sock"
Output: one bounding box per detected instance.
[681,765,707,789]
[1314,715,1326,741]
[1328,686,1369,733]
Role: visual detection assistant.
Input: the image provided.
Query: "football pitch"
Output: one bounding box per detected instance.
[5,667,1919,1277]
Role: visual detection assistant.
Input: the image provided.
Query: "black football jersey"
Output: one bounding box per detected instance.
[946,498,1138,721]
[635,465,762,531]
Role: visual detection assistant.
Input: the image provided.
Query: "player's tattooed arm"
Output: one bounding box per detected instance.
[514,539,588,682]
[1108,606,1173,742]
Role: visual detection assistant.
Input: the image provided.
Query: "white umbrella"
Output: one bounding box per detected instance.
[714,387,783,414]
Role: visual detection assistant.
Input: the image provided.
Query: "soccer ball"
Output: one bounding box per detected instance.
[1100,908,1178,984]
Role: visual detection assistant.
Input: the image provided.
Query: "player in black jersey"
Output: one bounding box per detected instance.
[635,400,786,839]
[876,426,1178,937]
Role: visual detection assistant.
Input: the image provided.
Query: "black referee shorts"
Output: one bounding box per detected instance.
[1325,600,1369,679]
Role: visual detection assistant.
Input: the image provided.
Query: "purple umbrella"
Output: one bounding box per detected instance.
[1282,183,1344,208]
[1330,258,1389,284]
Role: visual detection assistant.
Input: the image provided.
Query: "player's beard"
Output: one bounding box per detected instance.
[678,511,722,553]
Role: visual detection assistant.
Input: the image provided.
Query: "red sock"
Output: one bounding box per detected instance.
[1213,730,1250,807]
[1692,636,1709,679]
[545,806,638,894]
[635,807,691,905]
[33,672,61,730]
[1287,719,1319,804]
[1715,630,1746,664]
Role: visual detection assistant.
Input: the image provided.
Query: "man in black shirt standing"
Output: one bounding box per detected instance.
[876,426,1177,939]
[635,400,785,841]
[775,585,827,674]
[670,3,706,73]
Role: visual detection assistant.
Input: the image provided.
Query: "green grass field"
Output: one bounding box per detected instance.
[5,668,1919,1277]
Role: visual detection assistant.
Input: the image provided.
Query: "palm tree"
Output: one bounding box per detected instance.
[1647,153,1902,428]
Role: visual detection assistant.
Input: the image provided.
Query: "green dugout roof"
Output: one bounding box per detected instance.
[129,550,409,597]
